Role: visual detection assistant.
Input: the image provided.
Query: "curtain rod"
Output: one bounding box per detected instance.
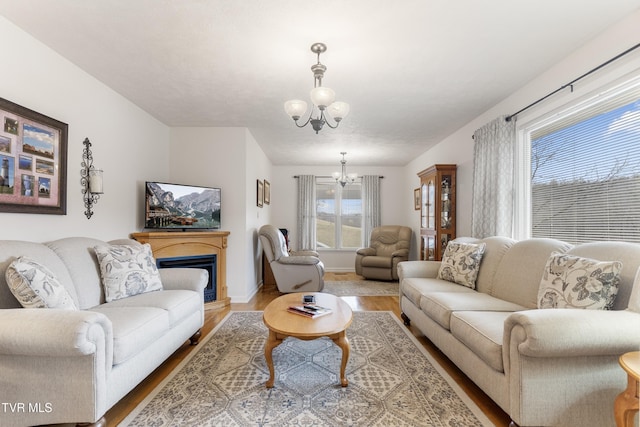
[505,42,640,122]
[293,175,384,179]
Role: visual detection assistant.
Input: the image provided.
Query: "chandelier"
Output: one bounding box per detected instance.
[284,43,350,134]
[333,152,357,187]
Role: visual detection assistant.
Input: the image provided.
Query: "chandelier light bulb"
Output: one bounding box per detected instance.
[326,101,350,122]
[310,87,335,110]
[284,99,308,120]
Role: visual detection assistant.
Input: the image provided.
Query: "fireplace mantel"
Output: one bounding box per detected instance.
[131,231,231,309]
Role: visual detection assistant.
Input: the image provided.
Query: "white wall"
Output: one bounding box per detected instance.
[270,164,408,271]
[0,16,170,241]
[169,127,272,303]
[405,11,640,246]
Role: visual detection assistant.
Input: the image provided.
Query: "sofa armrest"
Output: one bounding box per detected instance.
[397,260,441,281]
[291,250,319,257]
[356,247,376,256]
[504,308,640,358]
[391,249,409,258]
[0,308,112,360]
[159,267,208,292]
[279,256,321,266]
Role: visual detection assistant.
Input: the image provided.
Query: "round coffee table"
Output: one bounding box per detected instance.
[262,292,353,388]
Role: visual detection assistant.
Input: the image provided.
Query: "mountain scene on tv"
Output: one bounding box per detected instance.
[145,182,221,229]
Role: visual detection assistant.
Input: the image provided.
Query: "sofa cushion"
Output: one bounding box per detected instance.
[491,238,573,308]
[420,291,526,330]
[93,243,163,302]
[361,255,393,268]
[402,277,474,307]
[5,257,77,310]
[450,311,511,372]
[99,289,200,327]
[537,252,622,310]
[437,242,486,289]
[89,305,169,364]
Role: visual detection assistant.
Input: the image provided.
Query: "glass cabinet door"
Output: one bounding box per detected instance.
[420,183,427,228]
[427,180,435,229]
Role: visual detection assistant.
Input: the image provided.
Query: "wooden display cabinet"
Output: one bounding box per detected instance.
[417,164,456,261]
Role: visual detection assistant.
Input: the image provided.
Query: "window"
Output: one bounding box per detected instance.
[315,179,362,249]
[523,76,640,244]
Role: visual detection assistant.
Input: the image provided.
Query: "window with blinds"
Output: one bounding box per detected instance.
[529,78,640,244]
[315,179,362,249]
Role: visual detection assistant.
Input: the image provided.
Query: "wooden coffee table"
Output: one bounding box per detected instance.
[262,292,353,388]
[615,351,640,427]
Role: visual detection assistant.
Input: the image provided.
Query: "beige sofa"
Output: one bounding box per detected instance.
[398,236,640,427]
[0,237,207,427]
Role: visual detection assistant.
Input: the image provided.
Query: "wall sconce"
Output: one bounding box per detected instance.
[80,137,103,219]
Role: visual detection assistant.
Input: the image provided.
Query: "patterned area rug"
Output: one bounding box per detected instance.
[120,311,492,426]
[322,280,399,296]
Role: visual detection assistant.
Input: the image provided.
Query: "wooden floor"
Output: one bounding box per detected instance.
[105,272,512,426]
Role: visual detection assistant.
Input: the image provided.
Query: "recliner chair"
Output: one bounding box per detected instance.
[355,225,411,281]
[259,224,325,293]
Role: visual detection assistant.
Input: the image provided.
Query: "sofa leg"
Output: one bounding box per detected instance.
[401,312,411,326]
[509,421,520,427]
[76,416,106,427]
[189,329,202,345]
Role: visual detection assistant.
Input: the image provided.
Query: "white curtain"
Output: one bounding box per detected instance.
[362,175,381,245]
[471,116,516,238]
[296,175,316,250]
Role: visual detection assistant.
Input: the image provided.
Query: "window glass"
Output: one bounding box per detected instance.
[316,179,362,249]
[529,94,640,244]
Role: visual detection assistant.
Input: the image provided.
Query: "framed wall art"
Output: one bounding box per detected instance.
[257,179,263,207]
[264,179,270,205]
[0,97,68,214]
[414,188,420,210]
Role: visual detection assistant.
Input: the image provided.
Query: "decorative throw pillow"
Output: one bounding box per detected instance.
[537,252,622,310]
[93,243,163,302]
[437,242,486,289]
[5,256,78,310]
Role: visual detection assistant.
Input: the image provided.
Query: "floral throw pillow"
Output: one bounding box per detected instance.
[93,243,163,302]
[537,252,622,310]
[437,242,486,289]
[5,256,78,310]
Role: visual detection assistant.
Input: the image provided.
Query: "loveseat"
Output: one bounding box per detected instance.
[398,236,640,427]
[0,237,207,427]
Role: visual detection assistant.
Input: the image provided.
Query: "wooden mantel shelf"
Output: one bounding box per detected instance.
[131,231,231,310]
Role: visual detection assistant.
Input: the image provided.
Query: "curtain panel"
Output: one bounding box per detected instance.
[362,175,381,245]
[296,175,316,250]
[471,116,516,238]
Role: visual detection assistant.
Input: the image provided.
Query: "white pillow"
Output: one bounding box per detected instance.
[93,243,163,302]
[437,242,486,289]
[5,256,78,310]
[537,252,622,310]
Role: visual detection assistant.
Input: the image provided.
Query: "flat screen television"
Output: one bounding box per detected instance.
[144,181,221,230]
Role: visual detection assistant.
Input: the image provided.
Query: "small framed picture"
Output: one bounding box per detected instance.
[414,188,420,210]
[257,179,263,207]
[264,179,270,205]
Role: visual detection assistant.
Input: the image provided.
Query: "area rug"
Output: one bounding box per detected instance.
[322,280,399,296]
[120,311,492,426]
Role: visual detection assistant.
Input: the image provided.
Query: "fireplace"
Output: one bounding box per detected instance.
[156,254,217,302]
[131,231,230,309]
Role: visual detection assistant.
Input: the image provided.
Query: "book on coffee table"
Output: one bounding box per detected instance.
[287,305,332,318]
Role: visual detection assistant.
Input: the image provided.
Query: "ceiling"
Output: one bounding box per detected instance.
[0,1,638,166]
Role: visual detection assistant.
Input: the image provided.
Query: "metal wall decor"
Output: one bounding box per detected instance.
[80,137,103,219]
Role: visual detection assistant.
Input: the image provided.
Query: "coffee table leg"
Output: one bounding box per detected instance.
[264,330,282,388]
[333,331,350,387]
